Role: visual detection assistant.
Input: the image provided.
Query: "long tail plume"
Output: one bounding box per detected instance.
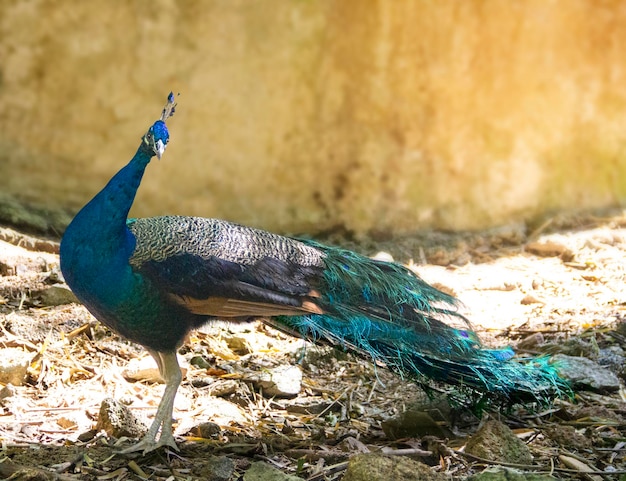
[276,242,567,404]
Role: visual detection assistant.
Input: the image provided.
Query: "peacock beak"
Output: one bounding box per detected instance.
[155,139,166,160]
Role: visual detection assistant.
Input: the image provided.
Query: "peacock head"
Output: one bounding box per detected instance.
[143,121,170,160]
[142,92,177,160]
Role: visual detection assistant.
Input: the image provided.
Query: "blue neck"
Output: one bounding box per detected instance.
[61,143,154,273]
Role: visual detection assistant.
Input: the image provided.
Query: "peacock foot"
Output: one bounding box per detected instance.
[118,431,179,454]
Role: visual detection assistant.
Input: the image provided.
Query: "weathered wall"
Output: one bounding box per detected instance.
[1,0,626,236]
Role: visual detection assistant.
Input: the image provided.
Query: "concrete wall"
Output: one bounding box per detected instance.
[1,0,625,237]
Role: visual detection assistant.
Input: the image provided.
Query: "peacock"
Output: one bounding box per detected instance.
[60,93,566,454]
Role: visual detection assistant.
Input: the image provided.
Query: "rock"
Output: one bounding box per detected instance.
[189,355,213,369]
[248,365,302,398]
[520,294,544,305]
[465,420,532,465]
[516,333,545,350]
[207,379,239,397]
[547,338,599,358]
[34,285,78,306]
[0,348,32,385]
[297,344,348,369]
[77,428,99,442]
[597,346,626,379]
[342,453,447,481]
[382,398,454,439]
[224,335,252,355]
[372,251,394,262]
[0,261,13,276]
[122,355,187,384]
[526,241,573,260]
[543,425,592,450]
[243,461,303,481]
[553,354,622,393]
[188,421,221,439]
[574,405,623,423]
[196,455,235,481]
[285,396,339,415]
[468,467,557,480]
[95,398,147,439]
[0,384,16,401]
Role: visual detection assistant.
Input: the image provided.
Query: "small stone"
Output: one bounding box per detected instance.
[0,261,13,276]
[598,346,626,379]
[35,286,78,306]
[96,398,147,439]
[56,416,77,429]
[0,348,32,385]
[189,421,221,439]
[465,420,532,465]
[244,461,303,481]
[248,365,302,398]
[553,354,622,393]
[543,425,592,450]
[431,282,457,297]
[342,453,447,481]
[197,456,236,481]
[122,355,187,383]
[372,251,394,262]
[224,335,251,355]
[0,384,16,400]
[15,264,29,276]
[516,333,544,350]
[207,379,239,397]
[285,397,338,415]
[526,241,573,259]
[77,428,99,442]
[189,355,212,369]
[468,467,558,480]
[520,294,544,305]
[382,399,454,439]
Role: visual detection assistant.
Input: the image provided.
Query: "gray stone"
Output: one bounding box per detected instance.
[342,454,447,481]
[382,399,454,439]
[196,456,235,481]
[0,348,32,385]
[249,365,302,398]
[469,467,557,480]
[465,420,532,465]
[35,285,78,306]
[243,461,303,481]
[95,398,147,439]
[553,354,622,392]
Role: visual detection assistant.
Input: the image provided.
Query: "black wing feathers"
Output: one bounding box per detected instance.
[137,253,324,317]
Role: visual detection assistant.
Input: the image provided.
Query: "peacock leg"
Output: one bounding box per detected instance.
[119,350,182,454]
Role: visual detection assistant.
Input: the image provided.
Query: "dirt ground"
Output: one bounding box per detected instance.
[0,213,625,480]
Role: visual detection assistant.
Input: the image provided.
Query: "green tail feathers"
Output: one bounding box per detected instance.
[277,241,568,404]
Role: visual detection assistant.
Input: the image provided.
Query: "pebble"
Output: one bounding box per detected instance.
[520,294,544,305]
[381,402,454,439]
[465,420,533,464]
[122,355,187,383]
[247,365,302,398]
[35,285,78,306]
[468,467,558,480]
[553,354,622,392]
[196,455,235,481]
[342,453,447,481]
[526,240,574,261]
[243,461,303,481]
[95,397,147,438]
[0,348,32,385]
